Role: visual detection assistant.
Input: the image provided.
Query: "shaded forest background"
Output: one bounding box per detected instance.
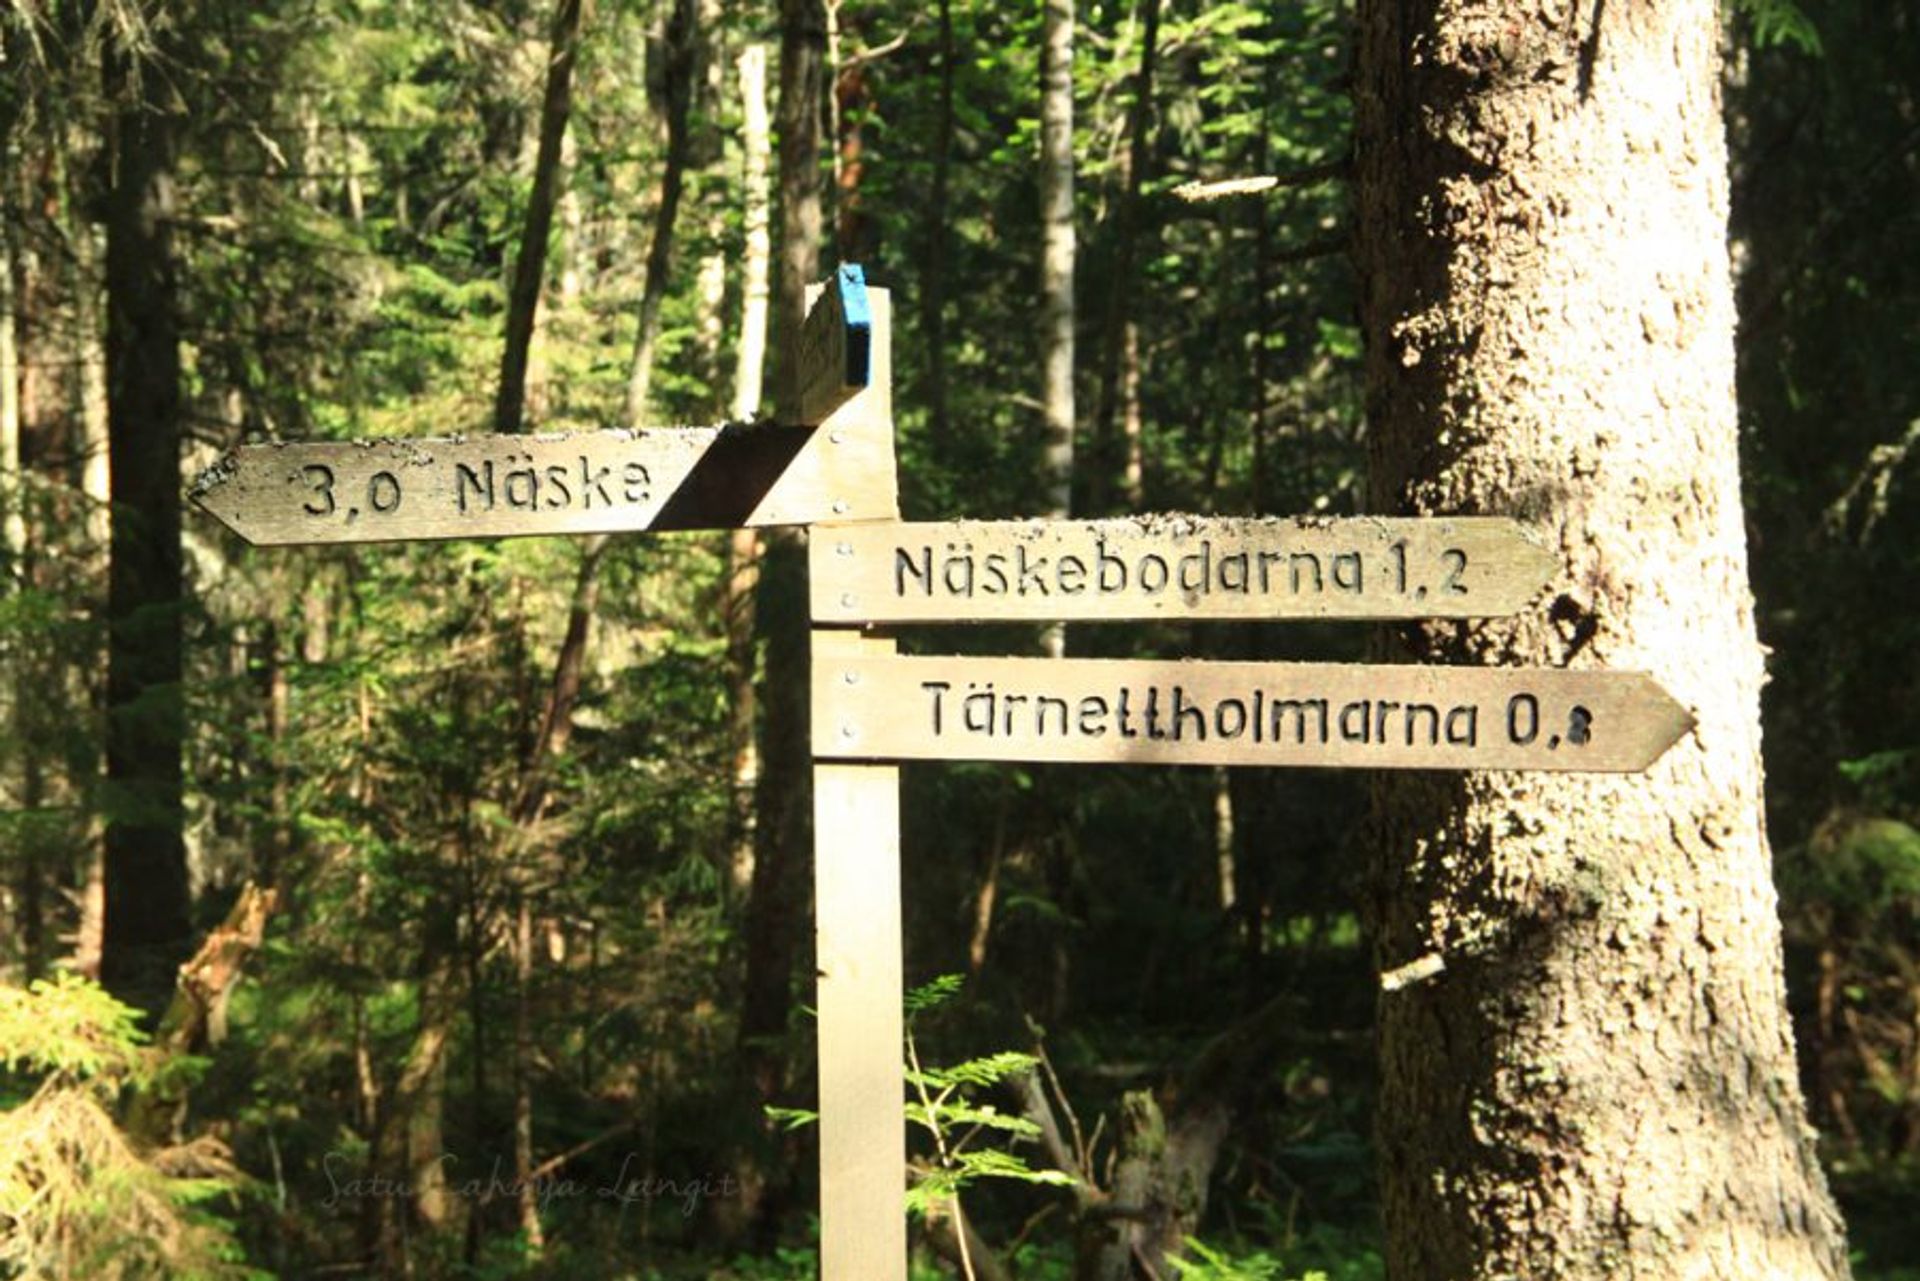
[0,0,1916,1276]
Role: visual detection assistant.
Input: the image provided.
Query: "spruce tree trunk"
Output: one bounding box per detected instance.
[99,47,191,1018]
[1354,3,1850,1276]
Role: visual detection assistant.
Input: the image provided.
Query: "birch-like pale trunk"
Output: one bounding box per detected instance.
[1355,3,1851,1275]
[1039,0,1075,659]
[724,43,772,896]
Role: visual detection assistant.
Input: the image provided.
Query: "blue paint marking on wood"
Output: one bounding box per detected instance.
[798,263,874,424]
[837,264,873,390]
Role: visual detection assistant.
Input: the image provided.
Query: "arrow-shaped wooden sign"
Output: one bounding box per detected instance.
[810,516,1556,623]
[191,283,898,547]
[813,655,1692,773]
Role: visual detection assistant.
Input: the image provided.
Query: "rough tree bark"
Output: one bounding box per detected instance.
[99,39,192,1019]
[495,0,585,435]
[726,0,826,1242]
[1354,3,1851,1277]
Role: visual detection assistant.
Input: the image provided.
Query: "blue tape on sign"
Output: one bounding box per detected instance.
[838,264,873,391]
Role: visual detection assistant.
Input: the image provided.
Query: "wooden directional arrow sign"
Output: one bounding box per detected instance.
[797,263,873,425]
[192,287,900,547]
[810,516,1556,623]
[813,655,1693,773]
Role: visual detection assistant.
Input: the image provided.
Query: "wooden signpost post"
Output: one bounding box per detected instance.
[805,506,1690,1281]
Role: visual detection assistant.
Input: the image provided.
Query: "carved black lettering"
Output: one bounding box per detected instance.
[942,546,976,596]
[1177,541,1211,594]
[1218,551,1249,592]
[1001,693,1029,737]
[1171,686,1206,741]
[455,461,494,513]
[367,470,402,514]
[1445,705,1479,746]
[1056,554,1087,595]
[896,547,933,596]
[1507,693,1540,745]
[1405,703,1441,746]
[622,461,650,504]
[302,464,337,516]
[1215,698,1248,739]
[1441,548,1468,595]
[1338,700,1371,743]
[578,456,613,507]
[1139,553,1170,594]
[922,680,952,733]
[504,460,540,510]
[1096,539,1127,592]
[982,552,1010,595]
[1258,551,1283,593]
[1116,687,1139,738]
[1567,704,1593,746]
[1036,696,1070,736]
[1145,687,1167,740]
[1332,551,1364,594]
[1274,698,1331,744]
[1289,552,1323,593]
[964,684,995,734]
[1078,696,1110,736]
[544,464,572,509]
[1015,544,1050,595]
[1374,699,1399,742]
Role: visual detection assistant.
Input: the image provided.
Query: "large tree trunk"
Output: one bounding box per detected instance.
[99,45,191,1019]
[495,0,585,435]
[1354,3,1851,1276]
[919,0,954,446]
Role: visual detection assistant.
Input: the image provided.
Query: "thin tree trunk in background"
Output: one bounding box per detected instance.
[1039,0,1075,658]
[724,43,772,897]
[513,893,545,1254]
[622,0,700,427]
[99,43,191,1020]
[73,223,110,559]
[496,0,585,435]
[1092,0,1157,514]
[920,0,954,445]
[726,0,825,1242]
[1,174,24,581]
[1355,2,1851,1275]
[559,126,584,304]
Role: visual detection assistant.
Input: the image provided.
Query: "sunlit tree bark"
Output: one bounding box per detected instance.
[1355,3,1851,1275]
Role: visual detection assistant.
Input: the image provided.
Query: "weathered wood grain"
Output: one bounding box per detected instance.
[813,655,1691,773]
[809,515,1557,623]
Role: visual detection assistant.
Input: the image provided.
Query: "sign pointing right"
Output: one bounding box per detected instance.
[811,515,1558,624]
[814,656,1694,773]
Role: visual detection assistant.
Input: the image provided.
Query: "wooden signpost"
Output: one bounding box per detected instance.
[192,259,1694,1281]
